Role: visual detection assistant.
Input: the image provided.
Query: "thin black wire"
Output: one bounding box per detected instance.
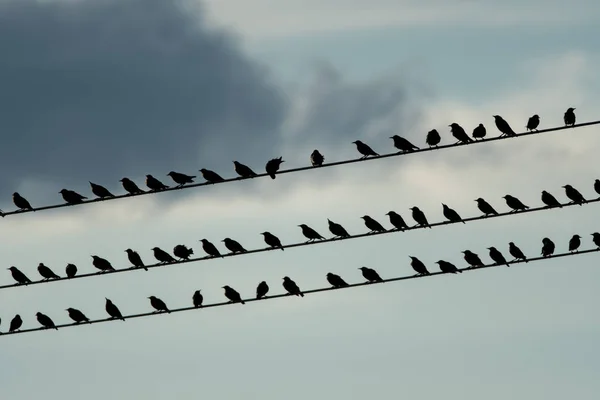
[1,196,598,292]
[1,247,598,338]
[1,120,599,218]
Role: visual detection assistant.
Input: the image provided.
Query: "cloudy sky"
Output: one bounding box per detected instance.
[1,0,600,398]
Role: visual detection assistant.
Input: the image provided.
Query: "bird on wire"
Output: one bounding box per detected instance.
[352,140,379,158]
[265,157,284,179]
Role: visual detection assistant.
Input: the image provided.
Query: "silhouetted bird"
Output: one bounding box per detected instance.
[36,312,57,330]
[92,255,115,272]
[509,242,528,262]
[436,260,462,274]
[475,198,498,216]
[569,234,581,252]
[493,115,517,137]
[125,249,147,271]
[409,256,430,276]
[148,296,170,313]
[442,203,465,224]
[564,107,576,126]
[65,263,77,278]
[541,238,555,257]
[595,179,600,198]
[310,150,324,167]
[120,178,145,195]
[152,247,176,264]
[283,276,304,297]
[328,219,350,238]
[13,192,33,211]
[299,224,325,242]
[9,315,22,332]
[449,123,473,144]
[472,123,486,140]
[200,239,222,258]
[541,190,562,208]
[167,171,196,187]
[326,273,349,288]
[66,308,90,324]
[591,232,600,248]
[193,290,203,307]
[526,115,540,132]
[145,175,169,191]
[222,238,247,254]
[200,168,225,184]
[410,206,430,228]
[488,247,509,267]
[503,195,529,212]
[8,266,31,285]
[173,244,194,260]
[563,184,586,205]
[426,129,441,148]
[390,135,419,152]
[59,189,87,205]
[352,140,379,158]
[386,211,408,231]
[37,263,60,280]
[223,285,245,304]
[256,281,269,299]
[358,266,383,283]
[261,232,284,251]
[463,250,484,268]
[265,157,284,179]
[361,215,386,233]
[233,161,257,178]
[89,182,114,199]
[105,298,125,321]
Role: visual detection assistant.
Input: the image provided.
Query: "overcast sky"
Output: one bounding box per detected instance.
[1,0,600,399]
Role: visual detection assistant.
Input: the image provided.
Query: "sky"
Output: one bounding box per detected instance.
[1,0,600,398]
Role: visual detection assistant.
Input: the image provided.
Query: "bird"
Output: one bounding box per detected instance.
[200,168,225,184]
[488,247,509,267]
[65,263,77,278]
[472,123,486,140]
[105,298,125,321]
[36,312,58,330]
[13,192,33,211]
[89,182,114,199]
[564,107,576,126]
[503,195,529,212]
[9,315,23,332]
[193,290,203,307]
[475,198,498,216]
[120,178,145,195]
[541,190,562,208]
[173,244,194,260]
[66,308,90,324]
[361,215,386,233]
[148,296,170,313]
[463,250,484,268]
[125,249,147,271]
[37,263,60,280]
[145,175,169,191]
[442,203,465,224]
[541,238,555,257]
[526,115,540,132]
[563,184,586,205]
[328,219,350,238]
[569,234,581,253]
[298,224,325,242]
[410,206,430,228]
[326,273,349,288]
[591,232,600,248]
[222,238,247,254]
[390,135,419,152]
[152,247,176,264]
[8,266,31,285]
[352,140,379,158]
[233,161,257,178]
[409,256,430,276]
[91,255,115,272]
[436,260,462,274]
[59,189,87,205]
[200,239,222,258]
[509,242,528,262]
[426,129,441,147]
[595,179,600,198]
[449,123,473,144]
[167,171,196,187]
[493,115,517,137]
[386,211,409,231]
[283,276,304,297]
[223,285,245,304]
[261,232,284,251]
[265,157,285,179]
[310,150,324,166]
[256,281,269,299]
[358,266,383,283]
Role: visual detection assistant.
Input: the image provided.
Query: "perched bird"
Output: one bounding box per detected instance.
[541,190,562,208]
[200,168,225,184]
[426,129,441,148]
[222,238,247,254]
[223,285,245,304]
[436,260,462,274]
[526,115,540,132]
[91,255,115,272]
[541,238,555,257]
[66,308,90,324]
[9,315,23,332]
[569,234,581,253]
[472,123,486,140]
[595,179,600,198]
[326,273,349,288]
[310,150,324,167]
[13,192,33,211]
[256,281,269,299]
[120,178,145,195]
[89,182,114,199]
[475,198,499,216]
[327,219,350,238]
[283,276,304,297]
[386,211,409,231]
[125,249,147,271]
[200,239,222,258]
[59,189,87,205]
[493,115,517,137]
[36,312,57,330]
[193,290,203,307]
[145,175,169,191]
[173,244,194,260]
[463,250,484,268]
[8,266,31,285]
[105,298,125,321]
[563,184,586,205]
[390,135,419,152]
[361,215,386,233]
[410,206,431,228]
[352,140,379,158]
[233,161,257,178]
[509,242,528,262]
[261,232,284,251]
[152,247,176,264]
[503,195,529,212]
[591,232,600,248]
[488,247,509,267]
[167,171,196,187]
[298,224,325,242]
[148,296,170,313]
[65,263,77,278]
[449,123,473,144]
[409,256,430,276]
[265,157,285,179]
[564,107,576,126]
[358,266,383,283]
[37,263,60,280]
[442,203,465,224]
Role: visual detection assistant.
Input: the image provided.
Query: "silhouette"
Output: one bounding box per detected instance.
[152,247,176,264]
[493,115,517,137]
[265,157,284,179]
[105,298,125,321]
[328,219,350,238]
[503,195,529,212]
[409,256,430,276]
[59,189,87,205]
[442,203,465,224]
[526,115,540,132]
[66,308,90,324]
[173,244,194,260]
[145,175,169,191]
[386,211,409,231]
[569,234,581,253]
[541,238,555,257]
[472,124,486,140]
[13,192,33,211]
[591,232,600,248]
[390,135,419,152]
[426,129,441,148]
[200,239,222,258]
[8,266,31,285]
[36,312,57,330]
[148,296,170,313]
[299,224,325,242]
[564,107,576,126]
[449,123,473,144]
[326,273,349,288]
[595,179,600,198]
[563,184,586,205]
[222,238,247,254]
[256,281,269,299]
[200,168,225,184]
[436,260,462,274]
[358,266,383,283]
[283,276,304,297]
[91,255,115,272]
[65,263,77,278]
[410,206,430,228]
[125,249,147,271]
[352,140,379,158]
[223,285,245,304]
[475,198,499,216]
[193,290,203,307]
[9,315,23,332]
[509,242,528,262]
[463,250,484,268]
[361,215,386,233]
[310,150,324,167]
[233,161,258,178]
[541,190,562,208]
[120,178,145,195]
[89,182,114,199]
[488,247,509,267]
[167,171,196,187]
[261,232,284,251]
[37,263,60,280]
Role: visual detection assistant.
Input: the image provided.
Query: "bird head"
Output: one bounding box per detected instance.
[260,232,268,235]
[145,174,152,178]
[360,216,368,220]
[567,107,575,112]
[222,285,229,289]
[59,189,67,194]
[573,234,581,238]
[8,266,15,271]
[151,247,159,251]
[358,267,366,271]
[200,239,207,243]
[282,276,289,280]
[119,178,127,182]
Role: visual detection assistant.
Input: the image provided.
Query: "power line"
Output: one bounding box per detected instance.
[1,194,598,292]
[1,246,598,338]
[1,120,599,218]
